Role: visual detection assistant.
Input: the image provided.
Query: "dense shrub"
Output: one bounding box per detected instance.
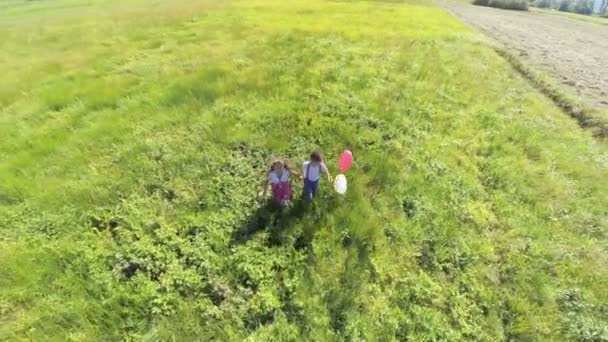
[472,0,489,5]
[534,0,553,8]
[573,0,593,14]
[503,0,529,10]
[473,0,529,10]
[558,0,571,11]
[530,0,607,15]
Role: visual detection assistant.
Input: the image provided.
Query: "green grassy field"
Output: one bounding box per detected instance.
[1,0,607,340]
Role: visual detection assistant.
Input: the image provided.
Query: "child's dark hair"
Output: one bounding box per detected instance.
[310,150,323,162]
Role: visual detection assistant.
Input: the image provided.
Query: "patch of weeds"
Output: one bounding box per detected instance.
[144,183,177,201]
[401,197,418,219]
[557,288,586,312]
[383,225,401,244]
[417,239,437,272]
[88,214,124,239]
[556,289,608,341]
[204,278,232,306]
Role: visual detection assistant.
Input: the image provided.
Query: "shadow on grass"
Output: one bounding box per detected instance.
[231,198,309,247]
[231,189,343,248]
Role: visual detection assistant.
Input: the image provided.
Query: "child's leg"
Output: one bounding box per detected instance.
[310,180,319,198]
[303,180,314,201]
[271,185,281,204]
[303,179,319,201]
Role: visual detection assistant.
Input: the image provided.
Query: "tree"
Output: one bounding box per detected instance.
[573,0,593,14]
[535,0,552,8]
[601,0,608,15]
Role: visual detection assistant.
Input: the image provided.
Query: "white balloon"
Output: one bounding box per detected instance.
[334,174,347,194]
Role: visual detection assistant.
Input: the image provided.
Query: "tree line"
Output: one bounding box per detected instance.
[532,0,607,15]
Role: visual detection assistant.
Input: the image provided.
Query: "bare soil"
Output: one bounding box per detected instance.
[446,3,608,109]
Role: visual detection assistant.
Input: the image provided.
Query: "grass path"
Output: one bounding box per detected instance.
[1,0,607,340]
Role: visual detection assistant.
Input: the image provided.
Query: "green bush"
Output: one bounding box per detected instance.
[573,0,593,14]
[504,0,529,10]
[472,0,489,5]
[558,0,570,11]
[534,0,553,8]
[472,0,529,10]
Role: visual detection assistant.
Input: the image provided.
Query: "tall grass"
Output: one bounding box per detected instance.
[0,0,607,340]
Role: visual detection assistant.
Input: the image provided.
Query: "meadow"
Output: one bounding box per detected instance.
[1,0,607,340]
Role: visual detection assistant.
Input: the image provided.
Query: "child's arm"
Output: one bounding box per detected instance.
[291,170,304,181]
[322,163,332,182]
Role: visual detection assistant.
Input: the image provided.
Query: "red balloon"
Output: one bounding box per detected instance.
[338,150,353,173]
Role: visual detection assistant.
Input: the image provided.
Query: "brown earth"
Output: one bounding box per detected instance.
[445,3,608,109]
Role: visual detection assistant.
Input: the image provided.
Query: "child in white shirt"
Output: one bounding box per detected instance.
[302,150,331,201]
